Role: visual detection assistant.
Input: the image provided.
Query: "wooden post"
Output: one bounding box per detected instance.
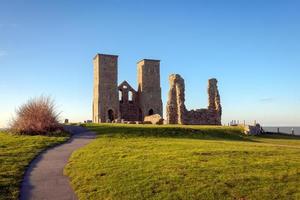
[277,127,280,134]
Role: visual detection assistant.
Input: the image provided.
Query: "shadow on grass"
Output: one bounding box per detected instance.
[83,124,257,142]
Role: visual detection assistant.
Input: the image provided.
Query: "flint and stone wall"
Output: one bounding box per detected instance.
[166,74,222,125]
[137,59,163,118]
[93,54,119,123]
[118,81,142,121]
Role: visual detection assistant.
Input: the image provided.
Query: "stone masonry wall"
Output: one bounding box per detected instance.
[207,78,222,125]
[93,54,119,123]
[137,59,163,118]
[118,81,142,121]
[166,74,186,124]
[166,74,222,125]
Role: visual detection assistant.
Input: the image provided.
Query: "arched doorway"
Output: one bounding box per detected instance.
[148,109,154,116]
[108,109,114,121]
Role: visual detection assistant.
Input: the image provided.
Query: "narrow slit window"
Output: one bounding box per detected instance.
[119,90,123,102]
[129,91,133,102]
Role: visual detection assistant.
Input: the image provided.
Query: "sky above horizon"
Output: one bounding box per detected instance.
[1,0,300,127]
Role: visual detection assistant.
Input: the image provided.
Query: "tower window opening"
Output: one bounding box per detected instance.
[129,91,133,103]
[119,90,123,103]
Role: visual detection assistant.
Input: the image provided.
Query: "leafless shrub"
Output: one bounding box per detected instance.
[10,96,62,135]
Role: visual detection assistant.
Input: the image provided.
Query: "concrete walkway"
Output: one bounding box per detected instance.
[20,126,96,200]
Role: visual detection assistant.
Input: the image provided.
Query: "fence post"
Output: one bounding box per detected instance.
[277,127,280,134]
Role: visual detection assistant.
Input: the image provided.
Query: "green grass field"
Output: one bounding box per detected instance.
[0,131,68,200]
[65,124,300,200]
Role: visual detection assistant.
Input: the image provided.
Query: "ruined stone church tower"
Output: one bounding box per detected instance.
[137,59,163,118]
[93,54,163,123]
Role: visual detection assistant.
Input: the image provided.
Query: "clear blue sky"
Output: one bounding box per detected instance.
[1,0,300,127]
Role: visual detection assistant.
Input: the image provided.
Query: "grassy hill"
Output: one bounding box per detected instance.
[65,124,300,200]
[0,132,68,200]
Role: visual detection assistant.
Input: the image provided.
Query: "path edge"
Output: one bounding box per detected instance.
[18,126,77,200]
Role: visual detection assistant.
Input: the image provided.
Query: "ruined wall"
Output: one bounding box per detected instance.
[118,81,142,121]
[166,74,186,124]
[185,109,221,125]
[93,54,119,123]
[207,78,222,125]
[166,74,222,125]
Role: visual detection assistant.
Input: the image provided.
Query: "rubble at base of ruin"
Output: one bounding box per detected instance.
[144,114,164,125]
[166,74,222,125]
[109,115,164,125]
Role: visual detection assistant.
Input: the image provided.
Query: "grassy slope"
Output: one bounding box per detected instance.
[65,124,300,200]
[0,132,68,200]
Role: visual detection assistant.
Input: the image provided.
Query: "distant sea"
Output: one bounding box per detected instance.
[263,127,300,136]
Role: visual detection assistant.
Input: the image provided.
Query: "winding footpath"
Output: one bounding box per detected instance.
[20,126,96,200]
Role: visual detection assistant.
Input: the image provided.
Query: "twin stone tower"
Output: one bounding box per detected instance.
[92,53,222,125]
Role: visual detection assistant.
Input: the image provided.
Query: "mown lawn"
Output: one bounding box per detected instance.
[65,124,300,200]
[0,131,68,200]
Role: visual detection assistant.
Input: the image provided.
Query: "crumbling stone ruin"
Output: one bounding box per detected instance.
[166,74,222,125]
[92,54,163,123]
[92,53,222,125]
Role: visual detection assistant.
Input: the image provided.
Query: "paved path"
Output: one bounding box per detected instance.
[20,126,96,200]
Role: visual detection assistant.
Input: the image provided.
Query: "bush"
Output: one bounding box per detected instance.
[10,96,62,135]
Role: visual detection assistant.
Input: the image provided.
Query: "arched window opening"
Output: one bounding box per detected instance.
[129,91,133,103]
[108,109,114,121]
[148,109,154,116]
[119,90,123,103]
